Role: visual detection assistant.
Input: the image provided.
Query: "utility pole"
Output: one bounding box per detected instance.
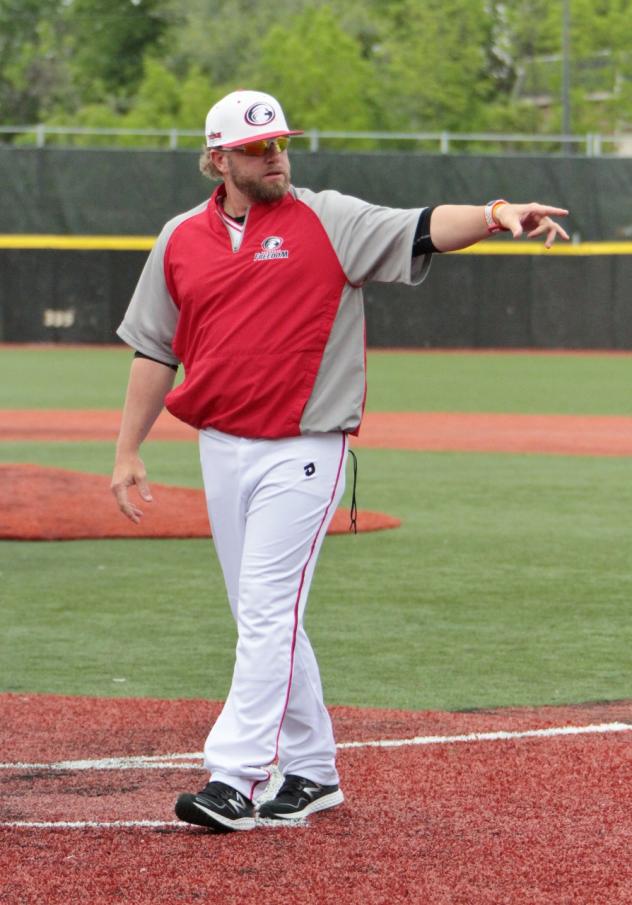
[561,0,571,150]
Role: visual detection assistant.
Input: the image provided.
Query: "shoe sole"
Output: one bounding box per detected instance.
[175,794,255,832]
[258,788,344,821]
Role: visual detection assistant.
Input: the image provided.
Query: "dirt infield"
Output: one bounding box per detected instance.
[1,693,631,905]
[3,407,630,540]
[3,408,632,455]
[0,464,400,540]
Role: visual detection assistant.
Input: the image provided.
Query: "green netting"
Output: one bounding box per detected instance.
[1,146,631,240]
[1,147,631,346]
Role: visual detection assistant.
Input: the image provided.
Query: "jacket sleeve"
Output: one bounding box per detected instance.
[116,226,180,366]
[294,188,432,287]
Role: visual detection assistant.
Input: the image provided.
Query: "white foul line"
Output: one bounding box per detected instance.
[0,753,204,772]
[5,817,307,830]
[0,721,629,774]
[335,720,632,749]
[7,820,185,829]
[2,721,629,830]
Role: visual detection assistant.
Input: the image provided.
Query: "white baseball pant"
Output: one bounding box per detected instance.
[198,427,348,801]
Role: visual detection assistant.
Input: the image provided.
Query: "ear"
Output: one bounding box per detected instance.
[210,149,230,175]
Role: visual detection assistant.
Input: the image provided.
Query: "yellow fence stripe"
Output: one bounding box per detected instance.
[0,235,631,255]
[453,241,632,256]
[0,235,155,251]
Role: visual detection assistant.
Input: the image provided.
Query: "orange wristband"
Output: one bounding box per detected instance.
[484,199,509,234]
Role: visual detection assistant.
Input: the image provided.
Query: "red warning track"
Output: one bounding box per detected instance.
[1,694,631,905]
[2,408,632,455]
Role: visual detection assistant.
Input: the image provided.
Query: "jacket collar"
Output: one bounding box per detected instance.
[208,183,294,232]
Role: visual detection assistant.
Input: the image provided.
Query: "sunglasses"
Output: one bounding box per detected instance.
[222,137,290,157]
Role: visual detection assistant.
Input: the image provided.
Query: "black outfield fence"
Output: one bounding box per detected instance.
[1,147,631,348]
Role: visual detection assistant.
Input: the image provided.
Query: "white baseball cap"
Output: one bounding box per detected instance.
[205,90,303,149]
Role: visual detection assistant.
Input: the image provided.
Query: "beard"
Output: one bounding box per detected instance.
[227,158,291,204]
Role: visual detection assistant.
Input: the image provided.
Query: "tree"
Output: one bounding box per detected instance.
[0,0,171,129]
[246,6,376,133]
[375,0,496,133]
[45,58,217,147]
[2,0,631,142]
[0,0,73,123]
[489,0,632,134]
[64,0,170,106]
[161,0,317,84]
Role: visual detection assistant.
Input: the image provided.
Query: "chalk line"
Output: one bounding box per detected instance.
[2,722,629,830]
[335,720,632,749]
[5,817,306,830]
[6,820,185,829]
[0,721,629,773]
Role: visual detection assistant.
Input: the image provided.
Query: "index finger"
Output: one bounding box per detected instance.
[528,205,569,218]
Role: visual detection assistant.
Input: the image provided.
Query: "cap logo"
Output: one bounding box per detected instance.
[245,103,276,127]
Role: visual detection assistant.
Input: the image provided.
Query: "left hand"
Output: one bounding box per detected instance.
[494,202,570,248]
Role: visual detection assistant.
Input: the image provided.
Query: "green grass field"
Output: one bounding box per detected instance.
[2,345,632,414]
[1,347,631,710]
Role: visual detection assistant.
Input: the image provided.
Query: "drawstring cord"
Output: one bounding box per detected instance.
[348,448,358,534]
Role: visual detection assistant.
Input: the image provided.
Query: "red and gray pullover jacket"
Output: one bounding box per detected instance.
[117,183,431,439]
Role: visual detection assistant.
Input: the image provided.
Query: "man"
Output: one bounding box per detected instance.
[111,89,569,833]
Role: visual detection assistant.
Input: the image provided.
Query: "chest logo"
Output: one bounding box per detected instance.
[254,236,289,261]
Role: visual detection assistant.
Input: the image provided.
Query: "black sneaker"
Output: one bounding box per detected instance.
[175,780,255,832]
[257,774,344,821]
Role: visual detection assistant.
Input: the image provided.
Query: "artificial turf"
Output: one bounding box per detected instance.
[2,346,631,709]
[1,345,632,414]
[2,440,631,710]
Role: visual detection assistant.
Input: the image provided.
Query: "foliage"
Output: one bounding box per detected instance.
[375,0,495,133]
[0,0,631,144]
[254,7,376,133]
[495,0,632,133]
[65,0,169,105]
[0,0,72,122]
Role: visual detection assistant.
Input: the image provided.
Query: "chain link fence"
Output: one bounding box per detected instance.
[1,124,631,156]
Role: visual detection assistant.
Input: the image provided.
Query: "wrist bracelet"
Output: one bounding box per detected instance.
[484,199,509,234]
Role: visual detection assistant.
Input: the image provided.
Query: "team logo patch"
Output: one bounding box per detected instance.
[262,236,283,250]
[254,236,289,261]
[245,103,276,127]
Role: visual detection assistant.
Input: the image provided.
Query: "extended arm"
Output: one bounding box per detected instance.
[429,201,569,253]
[111,356,177,523]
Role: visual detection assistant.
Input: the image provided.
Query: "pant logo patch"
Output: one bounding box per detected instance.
[303,462,316,477]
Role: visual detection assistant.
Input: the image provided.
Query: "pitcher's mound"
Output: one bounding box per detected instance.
[0,464,401,540]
